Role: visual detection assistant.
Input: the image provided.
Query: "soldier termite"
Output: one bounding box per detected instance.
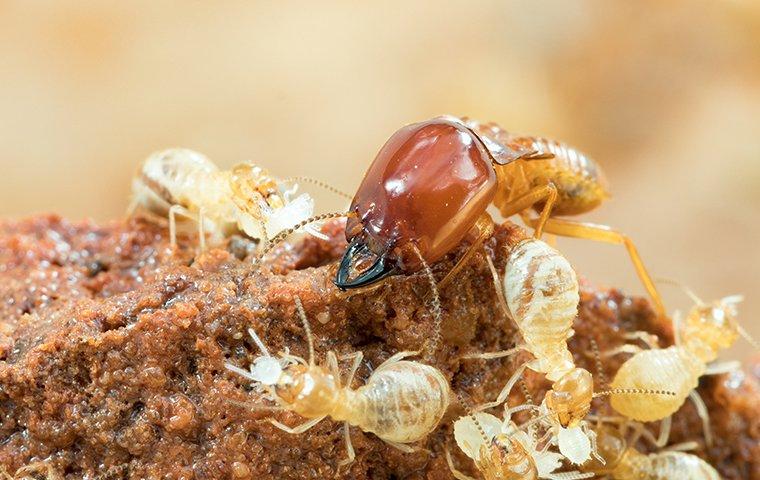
[580,418,721,479]
[129,148,349,250]
[224,296,450,467]
[608,283,757,446]
[335,115,666,318]
[462,238,675,464]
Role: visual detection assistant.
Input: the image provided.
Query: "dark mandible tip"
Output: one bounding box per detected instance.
[334,238,396,290]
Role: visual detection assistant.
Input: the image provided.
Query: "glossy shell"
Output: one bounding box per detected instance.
[346,117,496,271]
[341,360,450,443]
[503,239,579,381]
[609,347,703,422]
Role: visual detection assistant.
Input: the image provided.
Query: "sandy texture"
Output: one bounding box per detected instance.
[0,216,757,479]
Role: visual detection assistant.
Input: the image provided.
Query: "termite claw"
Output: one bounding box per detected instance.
[335,239,395,290]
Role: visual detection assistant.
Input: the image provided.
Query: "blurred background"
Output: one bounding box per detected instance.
[0,1,758,359]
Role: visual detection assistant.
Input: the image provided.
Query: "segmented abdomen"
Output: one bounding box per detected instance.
[348,361,450,443]
[616,451,720,480]
[610,346,704,422]
[503,239,579,382]
[135,148,219,208]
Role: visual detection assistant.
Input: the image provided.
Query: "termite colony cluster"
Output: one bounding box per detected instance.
[128,116,756,479]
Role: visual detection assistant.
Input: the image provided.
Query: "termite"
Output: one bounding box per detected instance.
[334,115,666,318]
[608,284,757,445]
[580,418,720,479]
[463,238,675,464]
[224,296,450,467]
[129,148,348,250]
[446,407,592,480]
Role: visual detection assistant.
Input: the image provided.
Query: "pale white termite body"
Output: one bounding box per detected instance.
[448,412,592,480]
[581,424,721,480]
[503,238,579,382]
[130,148,316,246]
[498,238,596,464]
[610,295,743,423]
[226,298,450,465]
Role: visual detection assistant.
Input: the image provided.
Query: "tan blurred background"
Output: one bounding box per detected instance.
[0,1,758,358]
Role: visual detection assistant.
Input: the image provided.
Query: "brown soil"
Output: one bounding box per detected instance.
[0,216,757,479]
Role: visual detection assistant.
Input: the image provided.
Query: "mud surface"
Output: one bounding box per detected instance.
[0,216,757,479]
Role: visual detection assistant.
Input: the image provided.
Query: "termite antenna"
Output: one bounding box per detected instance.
[455,391,491,446]
[737,324,760,352]
[655,277,704,306]
[293,296,316,366]
[224,398,284,412]
[412,244,443,361]
[252,211,348,266]
[248,327,271,357]
[281,176,353,201]
[517,412,552,433]
[484,252,510,319]
[593,388,677,399]
[589,338,607,389]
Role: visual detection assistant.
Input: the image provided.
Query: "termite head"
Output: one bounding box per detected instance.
[335,116,498,290]
[230,163,286,209]
[454,413,538,480]
[581,426,626,474]
[274,363,340,418]
[477,435,536,480]
[682,295,742,361]
[544,368,593,428]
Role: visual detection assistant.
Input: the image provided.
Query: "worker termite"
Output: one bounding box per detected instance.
[446,407,592,480]
[129,148,348,250]
[580,419,721,479]
[463,238,675,464]
[224,296,450,467]
[608,285,757,445]
[335,115,666,318]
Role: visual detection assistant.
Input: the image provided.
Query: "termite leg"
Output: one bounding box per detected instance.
[375,351,419,371]
[197,206,206,252]
[382,439,420,454]
[474,361,529,412]
[268,415,327,434]
[168,204,195,248]
[627,421,660,450]
[656,416,672,448]
[532,217,667,318]
[704,360,741,376]
[623,331,660,349]
[337,422,356,467]
[602,344,643,358]
[688,390,713,447]
[339,351,364,389]
[460,346,524,361]
[664,441,699,452]
[326,351,340,384]
[496,183,558,239]
[484,252,511,320]
[438,213,494,289]
[445,447,479,480]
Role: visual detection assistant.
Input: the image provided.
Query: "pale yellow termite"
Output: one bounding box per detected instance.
[609,288,756,445]
[225,296,450,466]
[581,420,721,480]
[446,409,593,480]
[466,238,674,464]
[129,148,343,250]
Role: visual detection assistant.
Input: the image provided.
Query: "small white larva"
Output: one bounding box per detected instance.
[129,148,317,249]
[503,238,579,382]
[225,296,450,466]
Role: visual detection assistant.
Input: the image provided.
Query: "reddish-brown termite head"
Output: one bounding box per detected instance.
[335,116,498,289]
